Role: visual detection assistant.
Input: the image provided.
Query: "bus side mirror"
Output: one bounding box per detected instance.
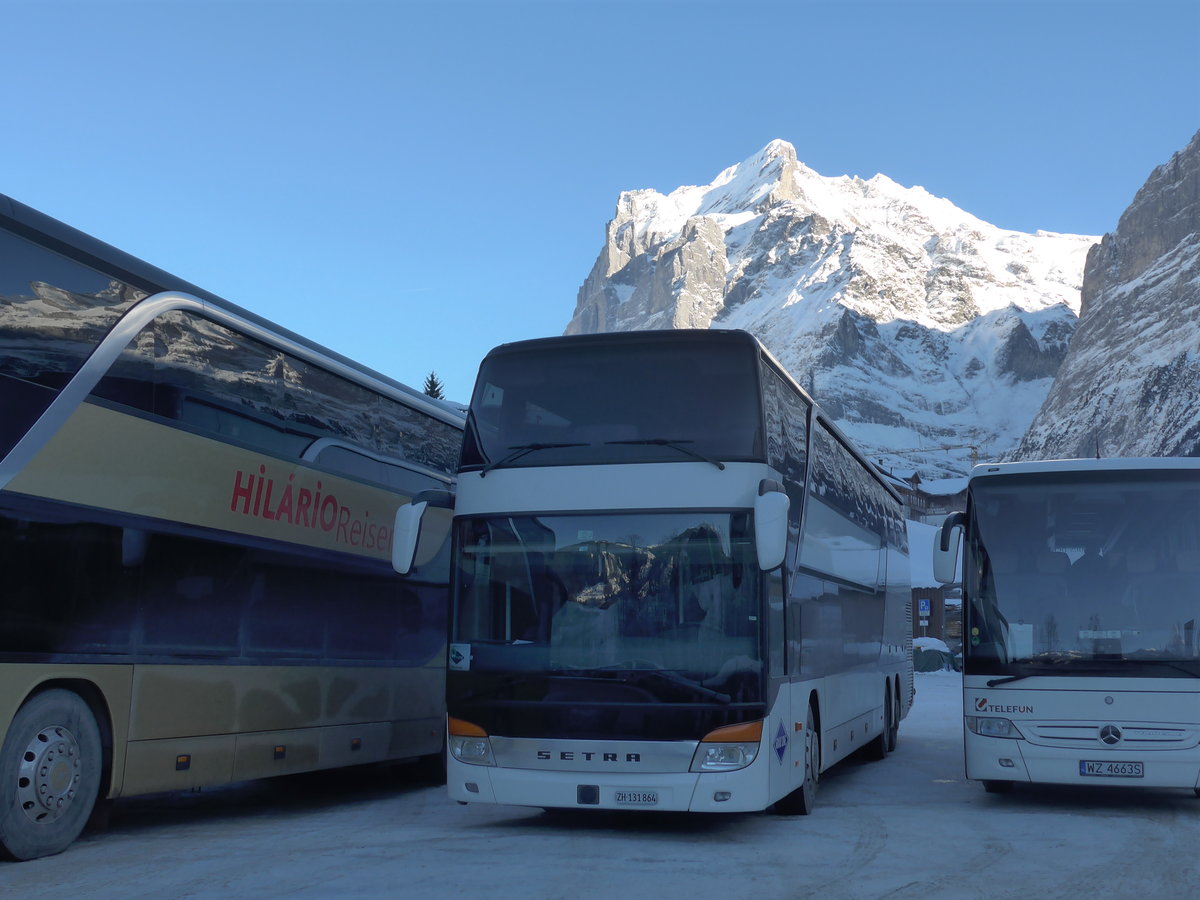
[755,481,790,571]
[392,489,455,575]
[392,501,428,575]
[933,511,965,584]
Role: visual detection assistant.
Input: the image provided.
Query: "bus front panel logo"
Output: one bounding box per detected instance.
[1099,724,1122,745]
[975,697,1034,714]
[449,643,471,671]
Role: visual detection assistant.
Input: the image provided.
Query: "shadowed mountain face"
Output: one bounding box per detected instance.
[567,140,1095,480]
[1016,130,1200,461]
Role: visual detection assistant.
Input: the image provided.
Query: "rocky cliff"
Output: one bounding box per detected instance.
[1016,130,1200,460]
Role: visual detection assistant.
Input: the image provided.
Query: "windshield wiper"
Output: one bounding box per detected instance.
[455,673,543,702]
[480,442,589,477]
[987,657,1200,687]
[1128,659,1200,678]
[562,664,732,704]
[627,667,732,703]
[986,656,1083,685]
[986,674,1029,687]
[460,666,735,704]
[605,438,725,470]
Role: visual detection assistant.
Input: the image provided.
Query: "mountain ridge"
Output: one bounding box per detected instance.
[567,139,1096,482]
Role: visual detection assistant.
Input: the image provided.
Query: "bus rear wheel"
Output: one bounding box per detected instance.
[864,685,892,760]
[0,690,103,861]
[886,683,899,753]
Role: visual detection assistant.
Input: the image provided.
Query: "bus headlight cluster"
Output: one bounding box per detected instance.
[448,717,496,766]
[691,742,759,772]
[689,721,763,773]
[966,716,1024,739]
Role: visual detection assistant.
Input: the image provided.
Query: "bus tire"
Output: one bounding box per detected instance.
[886,681,900,753]
[0,689,103,861]
[774,702,819,816]
[864,684,891,760]
[982,779,1014,795]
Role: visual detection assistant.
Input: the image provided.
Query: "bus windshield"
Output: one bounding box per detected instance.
[965,472,1200,676]
[460,338,763,471]
[451,512,762,696]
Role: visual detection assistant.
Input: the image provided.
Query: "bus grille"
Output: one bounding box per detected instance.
[1021,722,1198,750]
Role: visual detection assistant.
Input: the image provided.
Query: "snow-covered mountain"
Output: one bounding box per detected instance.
[1016,129,1200,460]
[566,140,1096,482]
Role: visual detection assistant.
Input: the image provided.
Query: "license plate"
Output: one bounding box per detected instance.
[1079,760,1144,778]
[612,789,659,806]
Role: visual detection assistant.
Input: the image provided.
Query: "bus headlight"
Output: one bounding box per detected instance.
[448,717,496,766]
[690,720,763,773]
[966,716,1024,739]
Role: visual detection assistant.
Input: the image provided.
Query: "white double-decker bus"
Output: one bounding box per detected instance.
[934,459,1200,796]
[397,329,912,814]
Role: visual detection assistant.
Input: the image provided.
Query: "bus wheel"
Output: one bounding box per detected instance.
[886,684,899,753]
[0,690,103,861]
[864,687,891,760]
[774,703,819,816]
[983,780,1014,795]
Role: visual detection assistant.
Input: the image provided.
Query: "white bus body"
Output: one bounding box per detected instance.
[935,459,1200,797]
[429,330,912,814]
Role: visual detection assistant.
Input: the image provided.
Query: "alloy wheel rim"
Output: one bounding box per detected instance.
[16,725,83,824]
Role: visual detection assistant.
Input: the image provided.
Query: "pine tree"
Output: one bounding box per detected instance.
[423,370,445,400]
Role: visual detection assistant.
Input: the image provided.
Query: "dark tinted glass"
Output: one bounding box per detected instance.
[965,472,1200,671]
[0,509,446,665]
[91,310,461,481]
[810,420,887,535]
[760,363,808,479]
[0,227,145,458]
[761,364,811,573]
[800,420,887,591]
[463,338,763,469]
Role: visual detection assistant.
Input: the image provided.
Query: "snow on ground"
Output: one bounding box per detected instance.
[4,672,1198,899]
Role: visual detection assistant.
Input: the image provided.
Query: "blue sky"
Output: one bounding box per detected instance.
[4,0,1197,402]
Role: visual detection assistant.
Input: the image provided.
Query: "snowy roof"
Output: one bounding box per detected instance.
[917,476,968,496]
[913,636,951,653]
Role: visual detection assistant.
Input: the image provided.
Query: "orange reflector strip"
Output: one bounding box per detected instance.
[701,720,763,743]
[448,716,488,737]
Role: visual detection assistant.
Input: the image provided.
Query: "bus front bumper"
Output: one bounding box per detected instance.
[447,757,770,812]
[965,732,1200,791]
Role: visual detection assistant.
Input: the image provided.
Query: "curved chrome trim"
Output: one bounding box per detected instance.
[301,437,454,486]
[0,291,462,491]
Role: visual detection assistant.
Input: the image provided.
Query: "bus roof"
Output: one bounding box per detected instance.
[485,328,762,356]
[479,328,902,504]
[0,192,463,426]
[970,458,1200,479]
